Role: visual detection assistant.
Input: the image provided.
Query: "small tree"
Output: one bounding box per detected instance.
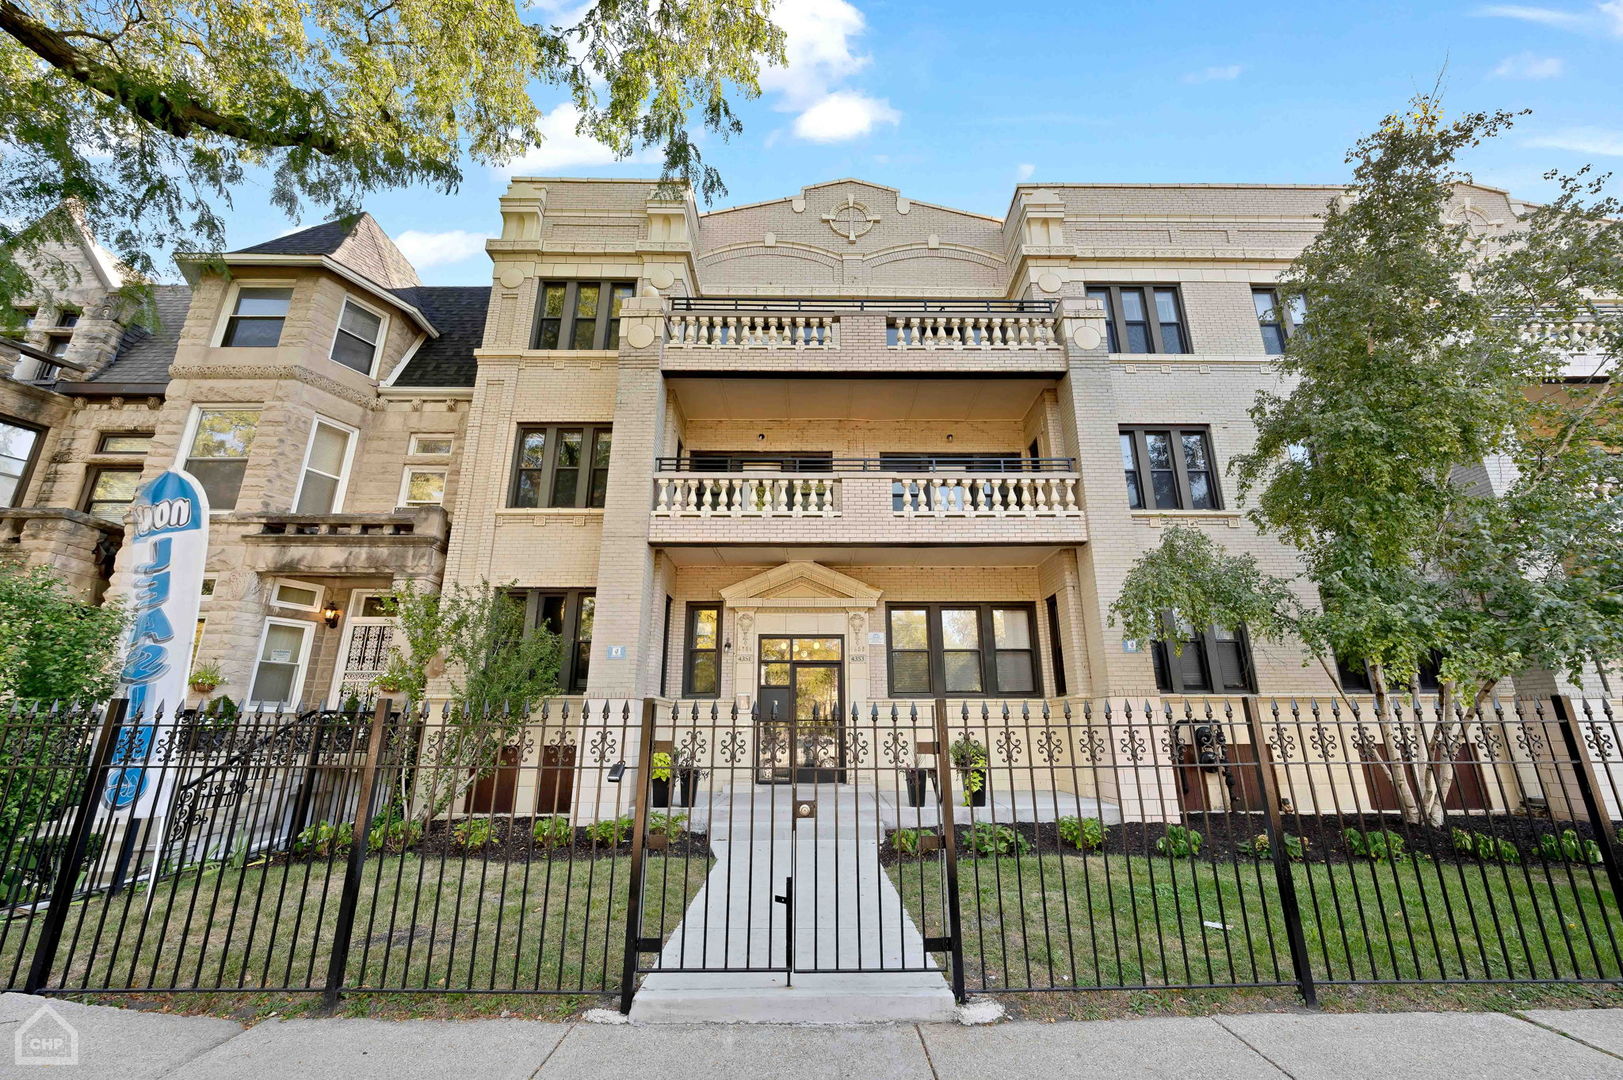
[377,580,564,816]
[1113,94,1623,826]
[0,562,124,701]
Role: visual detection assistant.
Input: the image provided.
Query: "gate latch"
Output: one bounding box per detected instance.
[794,799,816,821]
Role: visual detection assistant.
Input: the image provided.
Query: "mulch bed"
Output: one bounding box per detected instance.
[884,813,1617,866]
[276,816,713,864]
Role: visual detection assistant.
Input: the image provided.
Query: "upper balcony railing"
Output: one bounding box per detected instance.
[654,454,1076,473]
[662,297,1062,357]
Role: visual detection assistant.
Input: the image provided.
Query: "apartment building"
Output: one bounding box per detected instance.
[2,176,1594,730]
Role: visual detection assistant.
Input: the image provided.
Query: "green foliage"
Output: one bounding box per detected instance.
[1,832,104,903]
[294,820,354,858]
[951,737,989,806]
[1344,828,1406,861]
[0,2,786,316]
[192,695,240,729]
[1155,824,1204,858]
[531,816,574,849]
[1249,832,1309,861]
[650,751,673,784]
[584,814,634,846]
[452,818,497,852]
[890,828,926,856]
[1538,829,1603,865]
[647,812,687,841]
[1057,815,1107,851]
[963,822,1029,857]
[367,810,422,853]
[187,659,224,691]
[1452,828,1520,863]
[0,562,124,701]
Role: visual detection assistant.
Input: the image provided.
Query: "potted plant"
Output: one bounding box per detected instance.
[904,765,933,807]
[188,660,224,697]
[951,736,990,808]
[649,751,699,808]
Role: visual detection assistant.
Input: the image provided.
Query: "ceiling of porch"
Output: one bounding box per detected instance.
[666,377,1056,421]
[657,543,1072,566]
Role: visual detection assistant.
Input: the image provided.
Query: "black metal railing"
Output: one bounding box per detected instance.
[7,691,1623,1012]
[670,296,1055,313]
[654,455,1077,473]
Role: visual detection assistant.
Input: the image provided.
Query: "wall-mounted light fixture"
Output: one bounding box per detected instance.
[946,433,955,442]
[757,432,766,441]
[321,604,343,629]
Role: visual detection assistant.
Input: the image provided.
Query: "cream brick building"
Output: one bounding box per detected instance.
[2,177,1605,791]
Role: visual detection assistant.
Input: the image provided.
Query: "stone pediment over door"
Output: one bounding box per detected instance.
[719,561,882,609]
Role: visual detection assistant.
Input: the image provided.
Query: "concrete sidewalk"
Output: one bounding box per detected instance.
[3,993,1623,1080]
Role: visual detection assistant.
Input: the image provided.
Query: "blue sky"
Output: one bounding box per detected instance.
[212,0,1623,285]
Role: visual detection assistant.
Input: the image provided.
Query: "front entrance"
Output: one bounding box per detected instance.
[755,636,844,783]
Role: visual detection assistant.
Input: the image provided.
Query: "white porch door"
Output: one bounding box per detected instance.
[329,589,396,707]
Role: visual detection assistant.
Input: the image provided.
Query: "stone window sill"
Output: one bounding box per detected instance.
[1130,509,1243,527]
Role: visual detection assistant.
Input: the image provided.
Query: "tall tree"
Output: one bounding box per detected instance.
[0,0,784,314]
[1112,95,1623,825]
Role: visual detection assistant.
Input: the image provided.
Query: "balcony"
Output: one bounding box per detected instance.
[661,297,1064,374]
[240,506,449,578]
[648,456,1086,549]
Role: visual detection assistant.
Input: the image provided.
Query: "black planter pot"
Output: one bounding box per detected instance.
[905,767,932,807]
[651,770,699,809]
[960,767,989,807]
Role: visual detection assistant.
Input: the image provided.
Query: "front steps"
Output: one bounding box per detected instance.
[628,970,958,1024]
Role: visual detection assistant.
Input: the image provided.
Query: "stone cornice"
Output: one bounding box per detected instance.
[165,362,380,410]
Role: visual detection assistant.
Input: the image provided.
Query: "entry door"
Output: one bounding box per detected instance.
[328,590,395,707]
[755,636,844,784]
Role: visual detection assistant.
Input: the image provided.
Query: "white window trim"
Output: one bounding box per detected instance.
[399,465,448,507]
[269,577,325,612]
[407,433,454,456]
[199,575,216,603]
[291,414,359,514]
[211,279,296,349]
[328,294,390,379]
[175,404,261,515]
[249,616,315,707]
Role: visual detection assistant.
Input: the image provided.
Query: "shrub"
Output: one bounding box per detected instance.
[452,818,497,852]
[1056,816,1106,851]
[890,828,926,855]
[951,737,989,806]
[1451,828,1519,863]
[648,812,687,841]
[368,814,423,853]
[531,816,574,849]
[1538,829,1603,865]
[294,821,354,858]
[963,822,1029,857]
[1344,827,1405,861]
[1155,824,1203,858]
[650,751,673,783]
[585,814,635,846]
[1248,832,1308,861]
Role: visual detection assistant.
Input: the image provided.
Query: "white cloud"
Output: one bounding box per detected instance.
[758,0,897,142]
[792,92,899,142]
[1182,64,1244,84]
[1015,163,1036,182]
[1477,2,1623,34]
[500,104,659,174]
[1526,126,1623,155]
[394,229,492,269]
[1492,52,1566,77]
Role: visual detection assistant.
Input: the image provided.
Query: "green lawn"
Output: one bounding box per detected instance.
[4,853,708,1001]
[891,853,1623,993]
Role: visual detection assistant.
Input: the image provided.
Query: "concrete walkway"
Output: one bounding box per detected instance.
[4,994,1623,1079]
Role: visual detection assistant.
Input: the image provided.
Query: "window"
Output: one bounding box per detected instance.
[293,419,354,514]
[1337,651,1442,694]
[1149,613,1255,694]
[98,432,152,454]
[408,433,453,456]
[885,604,1042,697]
[510,424,612,508]
[400,467,446,506]
[1046,594,1067,697]
[531,281,636,350]
[330,299,385,375]
[1120,426,1220,510]
[684,603,722,697]
[512,589,595,693]
[1086,285,1189,354]
[221,287,293,347]
[1253,288,1307,355]
[271,579,324,611]
[182,408,258,511]
[249,619,312,705]
[199,576,216,602]
[0,417,42,507]
[81,466,142,523]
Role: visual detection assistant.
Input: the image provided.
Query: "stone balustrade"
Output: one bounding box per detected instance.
[666,312,839,349]
[1520,318,1612,354]
[888,314,1059,350]
[891,473,1083,516]
[653,475,841,517]
[239,505,450,577]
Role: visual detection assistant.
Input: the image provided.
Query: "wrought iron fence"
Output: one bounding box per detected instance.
[2,692,1621,1010]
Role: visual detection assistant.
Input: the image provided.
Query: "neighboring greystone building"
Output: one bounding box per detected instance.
[0,177,1611,816]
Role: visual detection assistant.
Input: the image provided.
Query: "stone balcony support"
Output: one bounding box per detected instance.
[0,507,123,599]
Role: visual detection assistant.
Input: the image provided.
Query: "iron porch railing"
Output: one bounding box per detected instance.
[654,455,1077,473]
[669,296,1056,314]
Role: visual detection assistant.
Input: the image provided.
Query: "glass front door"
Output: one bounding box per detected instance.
[756,636,844,783]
